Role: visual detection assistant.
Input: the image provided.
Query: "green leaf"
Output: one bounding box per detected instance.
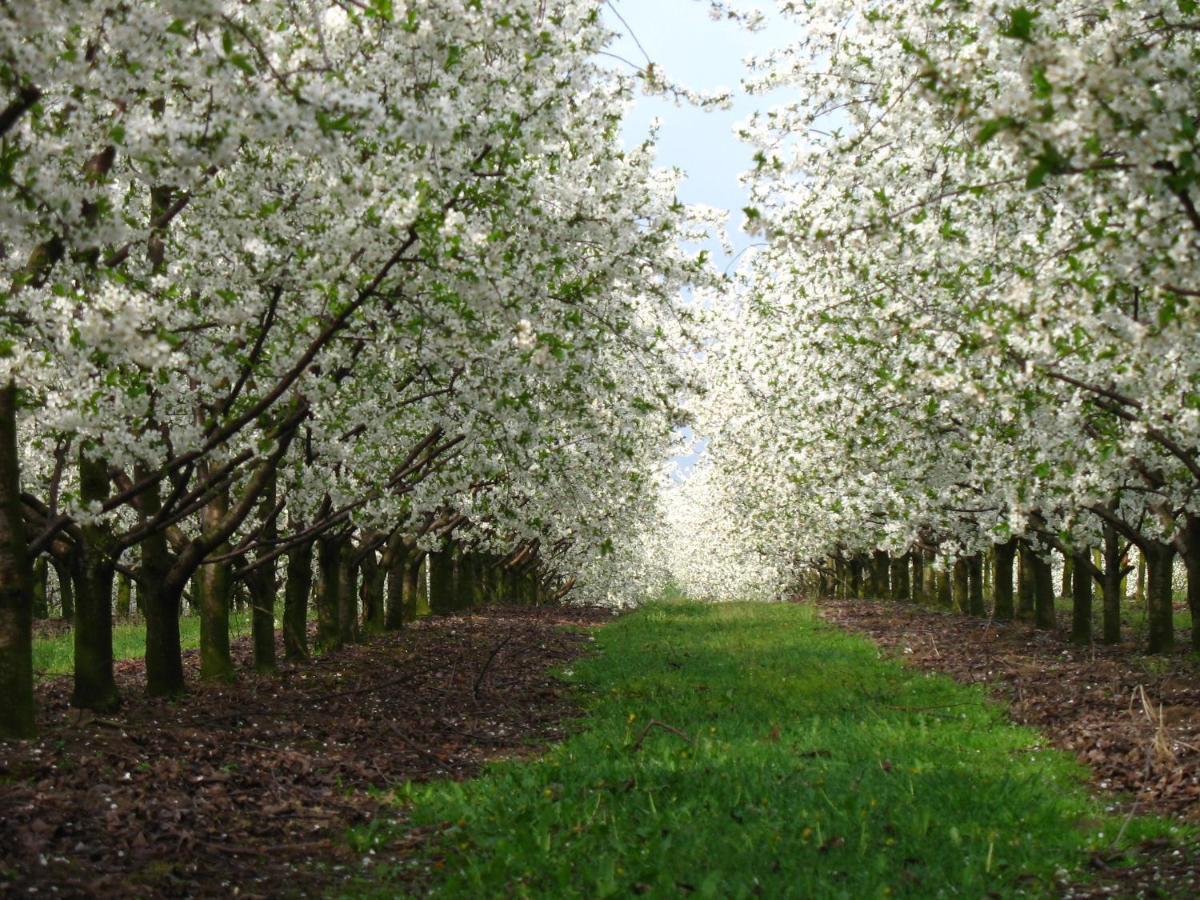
[1026,159,1053,189]
[976,116,1014,145]
[1031,66,1052,99]
[1001,6,1037,41]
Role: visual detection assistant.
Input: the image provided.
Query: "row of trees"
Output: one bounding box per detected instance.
[0,2,710,738]
[663,1,1200,653]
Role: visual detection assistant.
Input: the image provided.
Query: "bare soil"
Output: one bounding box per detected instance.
[0,605,614,898]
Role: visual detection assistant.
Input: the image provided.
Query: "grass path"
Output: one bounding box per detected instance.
[375,601,1182,898]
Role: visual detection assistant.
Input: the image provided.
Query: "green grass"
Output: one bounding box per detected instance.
[358,601,1185,898]
[32,609,254,677]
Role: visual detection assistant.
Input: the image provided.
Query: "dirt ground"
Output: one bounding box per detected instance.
[0,605,613,898]
[819,597,1200,898]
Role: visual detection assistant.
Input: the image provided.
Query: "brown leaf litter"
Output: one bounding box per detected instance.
[0,604,615,898]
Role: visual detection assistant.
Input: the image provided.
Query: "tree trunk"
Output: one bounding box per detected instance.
[1179,514,1200,653]
[361,546,386,634]
[115,571,131,619]
[72,448,120,711]
[283,534,313,662]
[140,473,185,697]
[936,563,952,608]
[870,550,889,599]
[51,556,73,621]
[1071,549,1092,645]
[337,538,359,645]
[1100,524,1122,645]
[384,543,408,631]
[834,555,847,599]
[407,553,426,618]
[848,556,864,600]
[248,473,277,673]
[951,558,969,613]
[198,485,235,683]
[982,549,992,605]
[1135,549,1146,605]
[1060,553,1073,600]
[1028,550,1056,630]
[470,554,490,607]
[993,539,1016,621]
[1017,543,1036,621]
[1143,539,1176,654]
[32,556,48,619]
[0,381,35,738]
[429,544,455,614]
[248,556,277,673]
[531,563,544,606]
[967,554,985,616]
[910,551,925,604]
[315,534,342,653]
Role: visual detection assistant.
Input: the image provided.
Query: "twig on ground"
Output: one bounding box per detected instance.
[474,630,519,699]
[631,719,693,751]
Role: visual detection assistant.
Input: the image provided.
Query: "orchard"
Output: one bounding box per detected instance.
[1,2,1198,897]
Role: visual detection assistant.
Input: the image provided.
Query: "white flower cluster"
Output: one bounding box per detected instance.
[657,1,1200,614]
[1,0,719,614]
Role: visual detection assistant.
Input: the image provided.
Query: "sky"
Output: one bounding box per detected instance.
[600,2,801,476]
[600,0,798,271]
